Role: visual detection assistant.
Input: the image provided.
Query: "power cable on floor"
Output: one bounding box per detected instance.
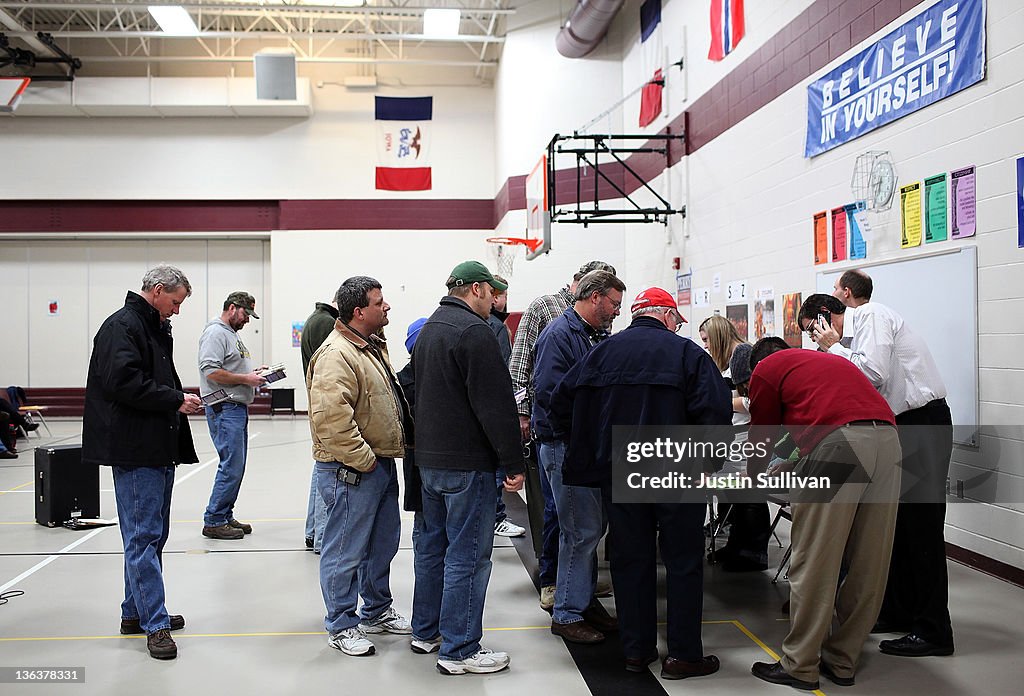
[0,589,25,606]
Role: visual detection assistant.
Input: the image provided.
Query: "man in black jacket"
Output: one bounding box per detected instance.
[411,261,525,675]
[551,287,732,680]
[83,265,203,661]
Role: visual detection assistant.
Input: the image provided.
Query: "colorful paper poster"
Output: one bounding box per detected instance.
[845,203,867,259]
[900,182,923,248]
[951,165,977,239]
[813,211,828,264]
[726,304,749,342]
[1018,157,1024,248]
[754,288,774,340]
[48,300,59,316]
[924,174,948,243]
[676,271,692,305]
[782,292,802,348]
[831,206,847,261]
[292,322,303,348]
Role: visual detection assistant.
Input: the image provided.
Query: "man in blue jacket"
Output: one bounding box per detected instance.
[411,261,526,675]
[533,270,625,644]
[551,287,731,680]
[83,265,204,660]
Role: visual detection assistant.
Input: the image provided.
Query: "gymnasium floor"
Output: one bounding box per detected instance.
[0,417,1020,695]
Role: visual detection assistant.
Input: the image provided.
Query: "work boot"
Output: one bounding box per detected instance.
[147,629,177,660]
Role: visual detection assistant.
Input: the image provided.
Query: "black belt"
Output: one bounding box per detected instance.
[846,419,891,427]
[209,401,243,414]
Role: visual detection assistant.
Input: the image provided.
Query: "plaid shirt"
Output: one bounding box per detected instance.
[508,287,574,419]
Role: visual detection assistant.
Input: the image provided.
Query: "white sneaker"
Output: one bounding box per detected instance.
[327,627,375,656]
[437,647,510,675]
[360,606,412,635]
[540,585,556,612]
[410,636,442,654]
[494,519,526,537]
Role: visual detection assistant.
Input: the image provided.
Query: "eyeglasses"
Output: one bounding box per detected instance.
[666,309,684,333]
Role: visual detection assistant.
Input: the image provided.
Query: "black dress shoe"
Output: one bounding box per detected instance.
[661,655,720,680]
[582,599,618,633]
[819,661,855,686]
[751,661,819,690]
[624,651,659,673]
[879,633,954,657]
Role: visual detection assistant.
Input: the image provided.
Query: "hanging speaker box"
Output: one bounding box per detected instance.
[254,51,297,101]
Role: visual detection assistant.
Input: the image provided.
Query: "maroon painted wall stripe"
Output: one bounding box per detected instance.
[0,0,917,235]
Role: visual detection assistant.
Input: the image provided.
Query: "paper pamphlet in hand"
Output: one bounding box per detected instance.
[201,389,230,406]
[258,363,287,383]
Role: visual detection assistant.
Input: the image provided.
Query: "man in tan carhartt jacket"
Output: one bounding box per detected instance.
[306,276,413,658]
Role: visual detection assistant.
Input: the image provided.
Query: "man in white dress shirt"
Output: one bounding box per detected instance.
[799,288,954,658]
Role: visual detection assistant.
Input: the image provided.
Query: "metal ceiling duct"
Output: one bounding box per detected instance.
[555,0,625,59]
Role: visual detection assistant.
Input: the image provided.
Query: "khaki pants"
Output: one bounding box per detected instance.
[780,423,901,681]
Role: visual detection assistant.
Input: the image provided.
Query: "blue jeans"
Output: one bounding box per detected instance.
[538,441,604,624]
[304,463,327,552]
[538,458,560,587]
[412,468,495,661]
[317,458,400,635]
[494,467,507,525]
[112,465,175,634]
[204,402,249,527]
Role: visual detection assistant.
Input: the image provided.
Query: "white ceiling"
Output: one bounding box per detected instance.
[0,1,518,84]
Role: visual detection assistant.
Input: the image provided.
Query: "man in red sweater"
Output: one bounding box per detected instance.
[741,338,901,691]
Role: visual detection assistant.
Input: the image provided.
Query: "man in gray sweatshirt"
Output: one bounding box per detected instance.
[198,291,267,540]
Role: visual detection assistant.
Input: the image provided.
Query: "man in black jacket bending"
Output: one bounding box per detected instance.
[83,265,203,661]
[411,261,525,675]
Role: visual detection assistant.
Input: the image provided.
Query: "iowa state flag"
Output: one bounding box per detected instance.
[375,96,432,191]
[708,0,745,61]
[638,0,663,127]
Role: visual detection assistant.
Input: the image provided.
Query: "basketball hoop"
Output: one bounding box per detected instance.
[486,237,544,278]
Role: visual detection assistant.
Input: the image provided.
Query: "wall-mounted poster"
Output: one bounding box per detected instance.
[754,288,774,340]
[924,173,948,242]
[782,292,803,348]
[846,203,867,259]
[951,165,977,239]
[726,303,749,342]
[1018,157,1024,248]
[900,182,923,248]
[676,271,692,305]
[831,206,847,261]
[292,322,304,348]
[813,211,828,264]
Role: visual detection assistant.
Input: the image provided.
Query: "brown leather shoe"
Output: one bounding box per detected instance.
[203,524,244,540]
[228,519,253,534]
[582,599,618,633]
[551,620,604,644]
[661,655,720,680]
[147,629,178,660]
[121,614,185,634]
[624,652,659,673]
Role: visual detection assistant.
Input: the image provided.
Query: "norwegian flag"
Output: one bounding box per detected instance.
[708,0,745,61]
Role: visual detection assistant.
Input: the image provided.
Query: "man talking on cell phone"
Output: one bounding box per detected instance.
[798,287,955,659]
[306,276,414,658]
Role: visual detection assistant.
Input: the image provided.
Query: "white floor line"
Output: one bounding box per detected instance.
[0,431,260,594]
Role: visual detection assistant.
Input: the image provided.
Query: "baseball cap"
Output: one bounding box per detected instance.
[446,261,508,291]
[729,342,754,385]
[405,317,428,354]
[225,291,259,319]
[630,287,686,322]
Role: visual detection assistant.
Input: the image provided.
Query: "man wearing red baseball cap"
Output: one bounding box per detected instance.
[550,286,731,680]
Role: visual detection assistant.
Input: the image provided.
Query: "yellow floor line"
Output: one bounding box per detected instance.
[0,481,33,497]
[730,619,827,696]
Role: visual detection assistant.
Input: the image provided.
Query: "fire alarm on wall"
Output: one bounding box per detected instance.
[672,257,681,270]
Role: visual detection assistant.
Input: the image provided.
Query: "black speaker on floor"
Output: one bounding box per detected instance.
[34,445,99,527]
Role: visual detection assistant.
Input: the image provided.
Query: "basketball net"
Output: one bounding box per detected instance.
[485,237,542,279]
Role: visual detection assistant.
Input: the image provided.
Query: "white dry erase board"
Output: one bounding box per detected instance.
[817,246,978,446]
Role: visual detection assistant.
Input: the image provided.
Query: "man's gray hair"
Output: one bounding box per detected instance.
[631,306,667,319]
[574,260,617,282]
[141,265,192,296]
[574,270,626,302]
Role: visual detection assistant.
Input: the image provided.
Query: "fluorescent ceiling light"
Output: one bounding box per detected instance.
[148,6,199,36]
[423,8,460,38]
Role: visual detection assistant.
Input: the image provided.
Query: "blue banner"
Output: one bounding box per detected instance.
[805,0,986,157]
[1017,156,1024,248]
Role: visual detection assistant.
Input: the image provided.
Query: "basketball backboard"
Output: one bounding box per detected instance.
[524,154,552,259]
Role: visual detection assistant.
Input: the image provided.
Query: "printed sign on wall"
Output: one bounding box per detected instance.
[951,165,977,239]
[805,0,986,157]
[924,173,948,243]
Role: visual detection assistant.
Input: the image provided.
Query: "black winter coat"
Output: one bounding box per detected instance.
[82,291,198,468]
[412,296,525,476]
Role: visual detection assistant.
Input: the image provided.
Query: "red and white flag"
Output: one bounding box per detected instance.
[638,0,663,127]
[375,96,432,191]
[708,0,745,61]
